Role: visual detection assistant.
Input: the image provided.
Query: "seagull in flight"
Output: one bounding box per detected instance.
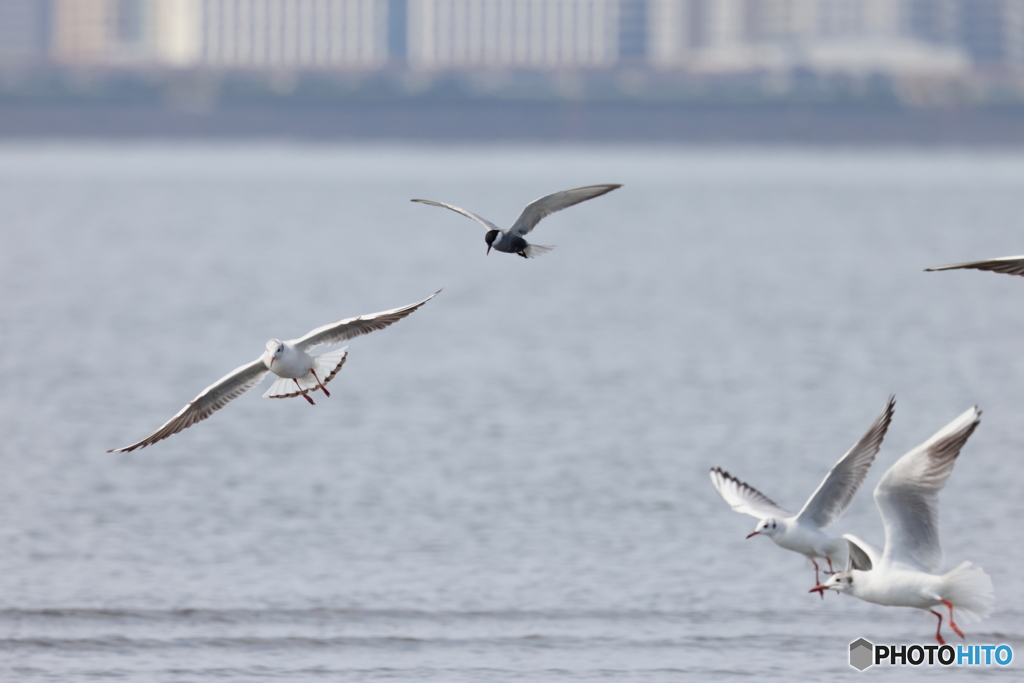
[710,396,895,590]
[411,184,621,258]
[811,406,993,645]
[109,291,440,453]
[925,255,1024,277]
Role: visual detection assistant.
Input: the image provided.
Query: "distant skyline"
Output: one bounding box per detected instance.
[0,0,1021,77]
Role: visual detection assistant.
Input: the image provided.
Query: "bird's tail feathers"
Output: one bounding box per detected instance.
[941,561,994,623]
[263,347,348,399]
[523,244,554,258]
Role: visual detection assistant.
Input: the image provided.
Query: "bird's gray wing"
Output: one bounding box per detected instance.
[108,358,269,453]
[411,199,502,232]
[925,255,1024,277]
[843,534,883,571]
[508,184,621,237]
[795,396,896,529]
[710,467,791,520]
[294,290,440,353]
[876,406,981,572]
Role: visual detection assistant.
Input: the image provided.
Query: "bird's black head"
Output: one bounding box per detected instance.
[484,230,499,255]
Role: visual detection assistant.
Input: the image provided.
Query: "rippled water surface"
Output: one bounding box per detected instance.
[0,143,1022,681]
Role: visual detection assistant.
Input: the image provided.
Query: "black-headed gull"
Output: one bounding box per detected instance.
[411,184,621,258]
[109,291,440,453]
[925,255,1024,277]
[811,406,994,645]
[710,396,895,589]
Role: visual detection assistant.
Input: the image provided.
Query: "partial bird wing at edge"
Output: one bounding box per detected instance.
[875,406,981,573]
[508,184,622,237]
[709,467,791,520]
[411,199,502,232]
[294,290,440,352]
[925,255,1024,277]
[796,395,896,530]
[108,358,270,453]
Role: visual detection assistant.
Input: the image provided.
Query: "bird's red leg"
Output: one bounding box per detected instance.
[310,369,330,397]
[826,557,835,574]
[930,610,947,645]
[293,379,315,405]
[812,560,823,599]
[942,599,965,639]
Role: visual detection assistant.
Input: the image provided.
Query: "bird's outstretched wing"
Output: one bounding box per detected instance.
[509,184,621,237]
[411,199,502,232]
[796,396,895,530]
[294,290,440,352]
[108,358,269,453]
[710,467,791,520]
[875,406,981,572]
[925,255,1024,277]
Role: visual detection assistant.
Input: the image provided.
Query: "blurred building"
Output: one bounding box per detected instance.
[7,0,1024,74]
[648,0,970,75]
[0,0,50,64]
[48,0,193,65]
[197,0,388,68]
[406,0,622,70]
[952,0,1024,68]
[44,0,388,68]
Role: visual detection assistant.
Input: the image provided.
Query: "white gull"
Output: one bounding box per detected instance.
[109,291,440,453]
[710,396,895,590]
[811,406,994,645]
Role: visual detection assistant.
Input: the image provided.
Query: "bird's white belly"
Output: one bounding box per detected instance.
[772,524,835,560]
[856,571,941,610]
[268,349,314,379]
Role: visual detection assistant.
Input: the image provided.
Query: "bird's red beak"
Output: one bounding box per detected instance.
[808,584,827,595]
[746,531,759,539]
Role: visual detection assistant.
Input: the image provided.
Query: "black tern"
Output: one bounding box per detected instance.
[412,184,621,258]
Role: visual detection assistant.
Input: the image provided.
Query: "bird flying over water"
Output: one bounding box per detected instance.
[811,406,993,645]
[411,184,621,258]
[710,396,895,590]
[108,291,440,453]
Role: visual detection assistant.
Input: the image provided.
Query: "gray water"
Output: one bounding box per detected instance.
[0,144,1021,681]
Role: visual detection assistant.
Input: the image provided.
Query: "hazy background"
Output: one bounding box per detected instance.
[2,0,1024,142]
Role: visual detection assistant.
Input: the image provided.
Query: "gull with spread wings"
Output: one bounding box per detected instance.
[109,291,440,453]
[710,396,895,590]
[811,406,994,645]
[412,184,621,258]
